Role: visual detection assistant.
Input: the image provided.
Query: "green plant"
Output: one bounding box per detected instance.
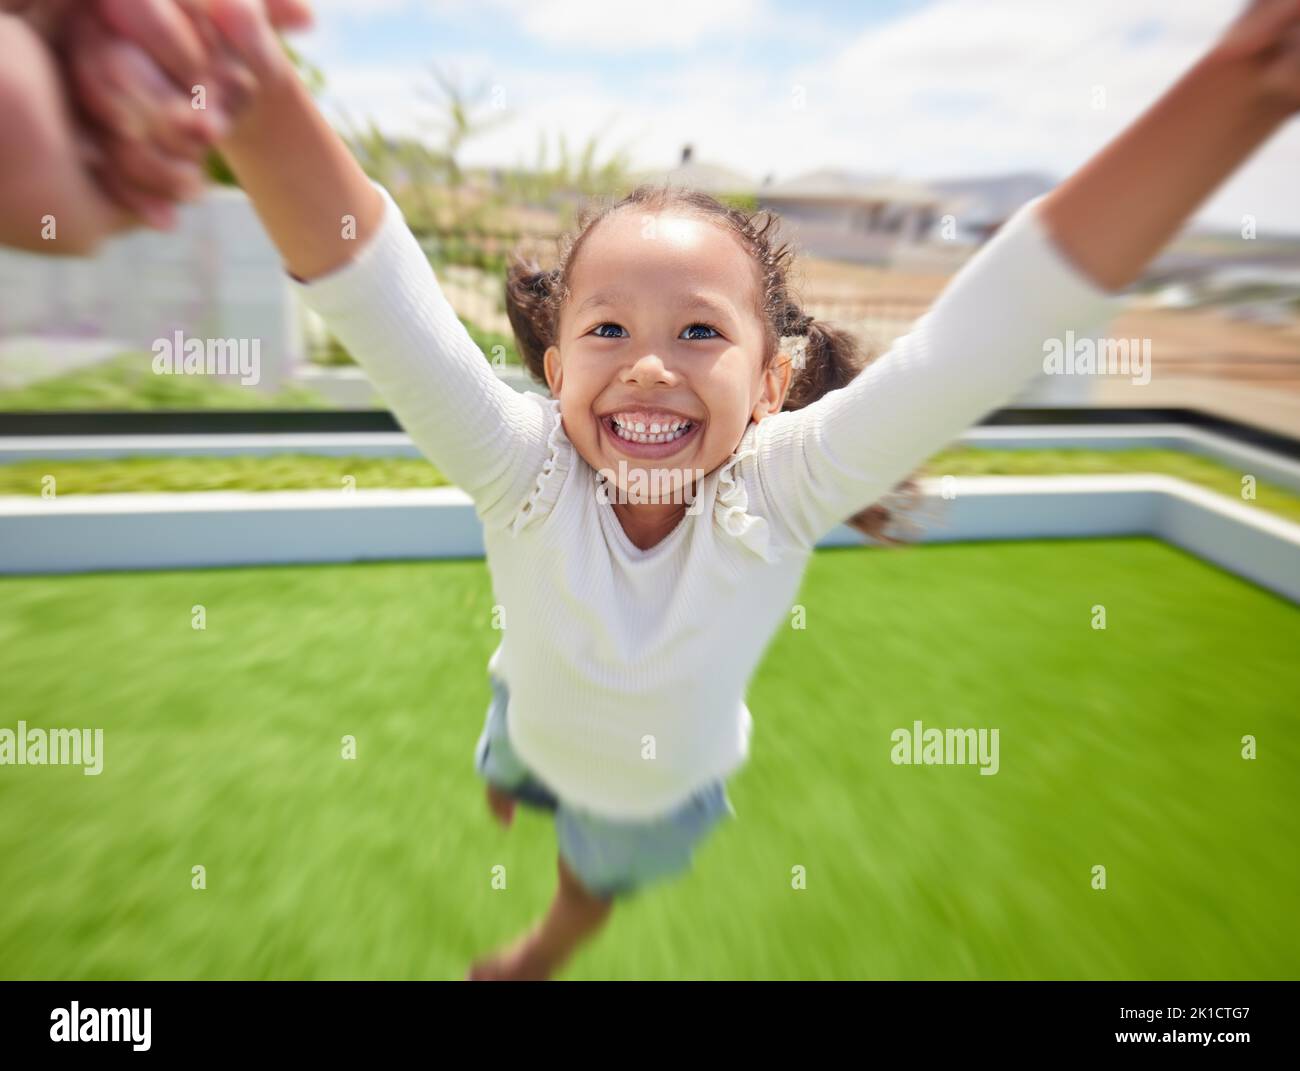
[0,352,330,410]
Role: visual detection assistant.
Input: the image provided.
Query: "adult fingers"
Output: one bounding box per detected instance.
[67,19,151,141]
[91,165,179,231]
[99,133,207,203]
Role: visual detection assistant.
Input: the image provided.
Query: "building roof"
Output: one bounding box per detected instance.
[760,169,942,205]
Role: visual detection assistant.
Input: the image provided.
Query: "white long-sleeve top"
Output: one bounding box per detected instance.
[291,183,1125,820]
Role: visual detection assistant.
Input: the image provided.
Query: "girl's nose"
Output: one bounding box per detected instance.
[625,352,675,385]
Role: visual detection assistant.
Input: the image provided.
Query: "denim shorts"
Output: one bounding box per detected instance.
[473,674,735,901]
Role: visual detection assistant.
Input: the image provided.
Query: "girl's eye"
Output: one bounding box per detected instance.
[681,323,720,341]
[589,322,720,340]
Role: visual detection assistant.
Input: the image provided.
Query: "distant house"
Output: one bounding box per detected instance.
[923,172,1057,243]
[755,169,945,266]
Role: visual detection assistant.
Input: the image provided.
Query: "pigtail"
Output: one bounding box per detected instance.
[779,306,927,546]
[504,254,560,385]
[780,312,866,412]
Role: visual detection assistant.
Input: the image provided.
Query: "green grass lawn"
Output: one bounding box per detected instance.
[3,446,1298,524]
[0,538,1296,980]
[0,353,331,410]
[0,315,520,410]
[0,454,448,495]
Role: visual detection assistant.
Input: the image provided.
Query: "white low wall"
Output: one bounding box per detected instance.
[6,423,1296,492]
[1,475,1297,603]
[0,188,302,393]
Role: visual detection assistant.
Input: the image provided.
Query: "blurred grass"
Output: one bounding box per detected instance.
[0,455,447,495]
[2,447,1298,524]
[0,353,331,410]
[312,315,520,369]
[0,313,519,406]
[0,537,1296,980]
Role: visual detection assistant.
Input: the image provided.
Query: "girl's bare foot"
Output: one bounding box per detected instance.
[486,782,516,827]
[466,853,615,981]
[465,928,555,981]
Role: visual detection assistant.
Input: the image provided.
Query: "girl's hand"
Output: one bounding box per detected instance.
[205,0,302,94]
[1211,0,1300,116]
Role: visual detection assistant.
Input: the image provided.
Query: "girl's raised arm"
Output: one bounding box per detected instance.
[749,1,1300,550]
[1039,0,1300,292]
[211,0,551,526]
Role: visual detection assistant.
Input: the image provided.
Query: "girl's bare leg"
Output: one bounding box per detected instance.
[485,783,516,827]
[467,853,615,980]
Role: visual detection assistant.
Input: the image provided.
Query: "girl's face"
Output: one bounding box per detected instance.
[543,208,791,502]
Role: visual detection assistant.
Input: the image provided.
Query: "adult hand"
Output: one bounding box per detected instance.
[68,0,313,232]
[0,0,313,255]
[0,11,132,254]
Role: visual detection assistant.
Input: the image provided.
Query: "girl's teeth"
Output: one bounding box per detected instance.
[610,417,693,445]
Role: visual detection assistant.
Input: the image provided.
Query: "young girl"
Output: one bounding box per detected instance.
[65,0,1300,980]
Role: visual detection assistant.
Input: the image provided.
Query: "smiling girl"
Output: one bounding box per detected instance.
[68,0,1300,980]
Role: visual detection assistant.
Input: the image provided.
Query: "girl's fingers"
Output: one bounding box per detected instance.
[263,0,314,31]
[95,0,211,93]
[117,43,230,153]
[211,47,259,120]
[208,0,289,80]
[109,38,219,151]
[1218,0,1300,61]
[1261,22,1300,105]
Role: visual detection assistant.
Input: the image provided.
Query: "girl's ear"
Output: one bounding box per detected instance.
[543,344,563,395]
[752,352,793,422]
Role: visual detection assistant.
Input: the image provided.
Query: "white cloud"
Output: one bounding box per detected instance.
[483,0,766,51]
[300,0,1300,232]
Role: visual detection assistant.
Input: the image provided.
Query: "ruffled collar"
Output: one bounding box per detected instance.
[510,401,776,563]
[507,397,573,535]
[712,421,777,563]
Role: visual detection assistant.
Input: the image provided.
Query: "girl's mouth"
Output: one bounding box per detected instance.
[600,413,702,457]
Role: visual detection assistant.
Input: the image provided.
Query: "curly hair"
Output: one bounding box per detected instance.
[503,183,925,543]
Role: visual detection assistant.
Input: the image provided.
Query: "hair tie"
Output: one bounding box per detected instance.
[779,333,810,370]
[778,310,814,369]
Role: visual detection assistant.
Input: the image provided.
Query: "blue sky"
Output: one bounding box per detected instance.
[293,0,1300,234]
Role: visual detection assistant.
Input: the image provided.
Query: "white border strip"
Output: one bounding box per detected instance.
[962,424,1300,493]
[1,475,1296,603]
[4,423,1299,492]
[0,432,422,460]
